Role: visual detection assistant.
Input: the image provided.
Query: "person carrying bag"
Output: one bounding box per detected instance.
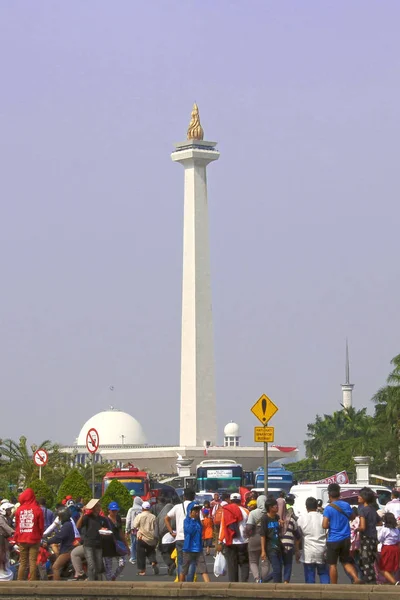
[245,495,270,583]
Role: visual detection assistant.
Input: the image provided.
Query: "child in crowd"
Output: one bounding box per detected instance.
[202,509,213,556]
[349,507,361,577]
[377,512,400,585]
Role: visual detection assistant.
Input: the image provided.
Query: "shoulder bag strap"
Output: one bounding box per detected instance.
[330,502,345,515]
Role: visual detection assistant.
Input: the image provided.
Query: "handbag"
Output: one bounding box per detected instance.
[115,539,129,556]
[106,517,129,557]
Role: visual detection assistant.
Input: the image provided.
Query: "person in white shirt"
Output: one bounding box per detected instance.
[164,489,196,581]
[297,497,330,584]
[384,490,400,521]
[125,496,143,565]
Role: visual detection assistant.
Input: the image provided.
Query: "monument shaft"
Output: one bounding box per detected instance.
[172,138,219,447]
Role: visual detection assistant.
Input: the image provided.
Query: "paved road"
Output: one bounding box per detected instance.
[119,550,347,584]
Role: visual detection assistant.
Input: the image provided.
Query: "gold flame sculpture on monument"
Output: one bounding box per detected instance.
[187,103,204,140]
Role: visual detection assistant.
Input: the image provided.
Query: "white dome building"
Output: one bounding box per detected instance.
[77,408,147,447]
[224,421,240,447]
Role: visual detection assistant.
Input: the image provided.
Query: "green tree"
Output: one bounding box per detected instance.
[0,436,53,484]
[77,459,111,484]
[373,353,400,471]
[304,407,378,476]
[56,469,92,504]
[100,479,132,516]
[285,458,320,482]
[0,436,71,495]
[27,478,55,507]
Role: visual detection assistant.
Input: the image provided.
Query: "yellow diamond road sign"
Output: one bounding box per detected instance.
[254,426,274,443]
[251,394,279,424]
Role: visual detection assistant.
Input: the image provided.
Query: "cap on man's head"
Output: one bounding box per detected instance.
[230,493,241,501]
[108,501,120,511]
[142,501,151,510]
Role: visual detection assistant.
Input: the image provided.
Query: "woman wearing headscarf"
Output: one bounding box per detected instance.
[245,495,270,583]
[102,502,129,581]
[125,496,143,565]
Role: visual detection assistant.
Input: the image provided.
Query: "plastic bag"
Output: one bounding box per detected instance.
[213,551,227,577]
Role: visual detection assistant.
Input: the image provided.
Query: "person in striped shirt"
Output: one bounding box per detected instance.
[280,495,300,583]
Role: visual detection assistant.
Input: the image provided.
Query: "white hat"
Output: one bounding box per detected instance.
[0,502,14,516]
[0,499,10,505]
[142,501,151,510]
[230,493,241,500]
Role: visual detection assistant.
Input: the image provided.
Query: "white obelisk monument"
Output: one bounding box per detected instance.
[171,104,219,447]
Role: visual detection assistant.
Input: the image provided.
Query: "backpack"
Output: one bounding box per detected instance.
[214,504,223,526]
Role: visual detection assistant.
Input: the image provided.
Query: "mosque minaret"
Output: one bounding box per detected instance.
[341,339,354,410]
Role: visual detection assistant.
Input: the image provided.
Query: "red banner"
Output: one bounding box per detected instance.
[308,470,349,485]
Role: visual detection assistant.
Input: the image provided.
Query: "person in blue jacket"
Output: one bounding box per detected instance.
[179,502,209,582]
[47,508,75,580]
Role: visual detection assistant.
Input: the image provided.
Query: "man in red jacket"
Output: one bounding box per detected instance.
[15,488,44,580]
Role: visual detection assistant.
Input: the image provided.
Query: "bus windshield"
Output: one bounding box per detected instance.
[104,477,145,496]
[196,466,243,493]
[255,467,293,493]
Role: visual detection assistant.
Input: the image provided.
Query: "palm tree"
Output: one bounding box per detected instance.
[373,354,400,468]
[0,436,66,487]
[76,458,111,483]
[305,407,376,472]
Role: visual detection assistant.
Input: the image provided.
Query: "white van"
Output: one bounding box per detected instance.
[290,483,391,517]
[251,487,285,499]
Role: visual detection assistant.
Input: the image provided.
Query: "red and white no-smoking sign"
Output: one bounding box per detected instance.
[86,428,100,454]
[33,448,48,467]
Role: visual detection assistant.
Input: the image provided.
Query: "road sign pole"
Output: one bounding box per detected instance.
[85,428,99,497]
[92,457,95,497]
[264,423,268,497]
[39,466,42,481]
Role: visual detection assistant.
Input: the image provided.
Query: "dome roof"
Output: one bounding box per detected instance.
[77,408,146,447]
[224,421,240,437]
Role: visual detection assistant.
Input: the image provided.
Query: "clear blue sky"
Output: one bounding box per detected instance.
[1,1,399,452]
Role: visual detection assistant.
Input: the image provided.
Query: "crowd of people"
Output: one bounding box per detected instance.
[0,483,400,585]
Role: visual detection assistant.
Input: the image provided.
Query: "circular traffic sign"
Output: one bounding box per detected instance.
[86,428,100,454]
[33,448,48,467]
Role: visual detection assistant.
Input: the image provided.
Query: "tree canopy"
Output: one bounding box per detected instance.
[56,469,92,504]
[100,478,132,516]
